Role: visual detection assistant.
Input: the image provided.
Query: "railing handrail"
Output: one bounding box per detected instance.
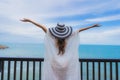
[0,57,44,61]
[0,57,120,62]
[79,58,120,62]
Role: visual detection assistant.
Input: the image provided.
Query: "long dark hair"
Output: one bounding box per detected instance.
[56,38,66,55]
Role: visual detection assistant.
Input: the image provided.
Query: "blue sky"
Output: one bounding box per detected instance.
[0,0,120,45]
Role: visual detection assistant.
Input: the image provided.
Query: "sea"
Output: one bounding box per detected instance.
[0,43,120,80]
[0,43,120,58]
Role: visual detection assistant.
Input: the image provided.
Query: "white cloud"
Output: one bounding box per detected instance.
[0,0,120,21]
[0,25,45,39]
[80,27,120,45]
[86,14,120,22]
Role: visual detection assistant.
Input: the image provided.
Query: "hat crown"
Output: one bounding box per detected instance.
[57,24,65,30]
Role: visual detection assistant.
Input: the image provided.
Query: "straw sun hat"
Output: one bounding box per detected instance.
[49,24,73,39]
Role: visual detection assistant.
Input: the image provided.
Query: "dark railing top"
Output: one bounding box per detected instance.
[0,57,120,62]
[79,58,120,62]
[0,57,44,61]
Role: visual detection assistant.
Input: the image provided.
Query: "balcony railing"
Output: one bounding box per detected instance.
[0,57,120,80]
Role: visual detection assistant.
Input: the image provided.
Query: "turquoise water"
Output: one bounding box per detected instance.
[0,43,120,59]
[79,44,120,59]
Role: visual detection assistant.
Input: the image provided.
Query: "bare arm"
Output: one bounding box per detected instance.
[20,18,47,33]
[78,24,100,32]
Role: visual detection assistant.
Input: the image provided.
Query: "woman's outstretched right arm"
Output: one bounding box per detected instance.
[20,18,47,33]
[78,24,100,32]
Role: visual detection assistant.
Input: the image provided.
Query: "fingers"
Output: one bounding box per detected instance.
[20,18,30,22]
[94,24,101,27]
[96,24,101,27]
[20,19,24,22]
[20,18,25,21]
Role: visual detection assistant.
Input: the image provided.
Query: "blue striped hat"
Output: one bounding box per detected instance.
[49,24,73,39]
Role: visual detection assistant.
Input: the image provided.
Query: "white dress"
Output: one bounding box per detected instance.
[42,30,80,80]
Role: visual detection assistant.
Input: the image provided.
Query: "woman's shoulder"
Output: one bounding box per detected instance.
[66,30,79,40]
[71,30,79,36]
[45,29,56,40]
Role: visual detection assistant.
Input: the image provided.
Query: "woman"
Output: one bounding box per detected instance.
[21,18,100,80]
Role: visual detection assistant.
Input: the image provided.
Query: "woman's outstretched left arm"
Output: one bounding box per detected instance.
[20,18,47,33]
[78,24,100,32]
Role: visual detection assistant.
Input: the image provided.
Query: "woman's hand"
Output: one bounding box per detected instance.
[93,24,101,27]
[20,18,32,22]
